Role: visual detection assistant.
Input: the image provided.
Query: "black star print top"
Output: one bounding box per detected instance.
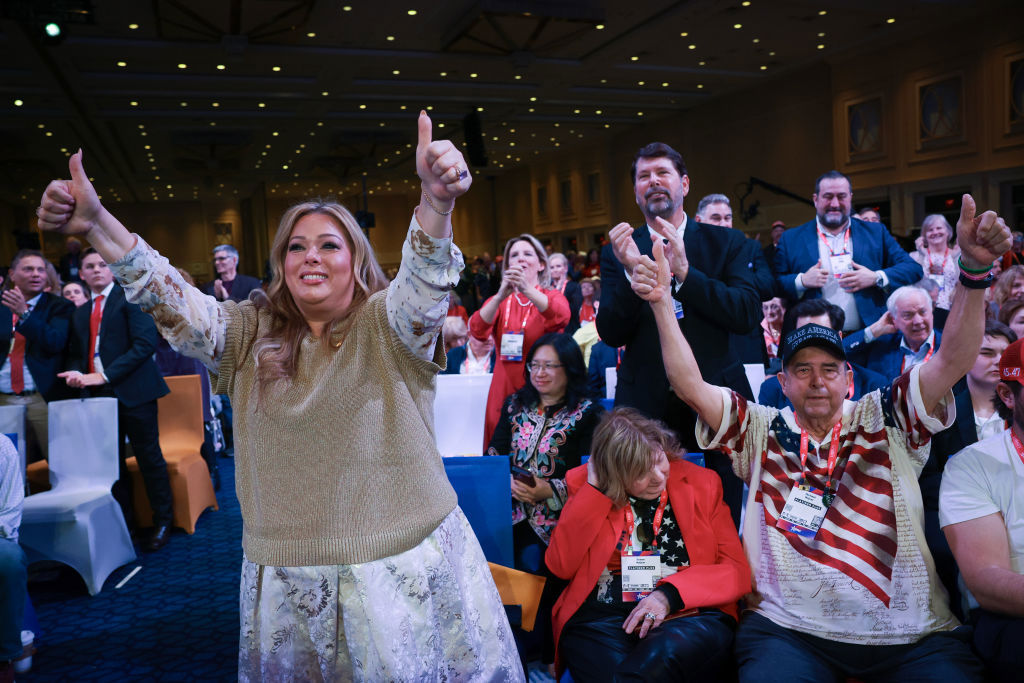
[571,496,690,620]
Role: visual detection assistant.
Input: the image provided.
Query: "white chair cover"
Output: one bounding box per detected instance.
[19,397,135,595]
[744,363,767,400]
[434,373,491,456]
[605,367,617,400]
[0,404,27,487]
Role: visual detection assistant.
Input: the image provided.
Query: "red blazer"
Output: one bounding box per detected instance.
[546,460,751,667]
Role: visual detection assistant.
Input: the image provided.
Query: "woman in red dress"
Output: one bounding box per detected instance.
[470,234,569,448]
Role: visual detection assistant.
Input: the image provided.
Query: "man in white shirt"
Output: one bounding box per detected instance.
[941,336,1024,682]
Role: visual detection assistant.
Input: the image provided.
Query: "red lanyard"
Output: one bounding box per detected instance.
[816,226,850,256]
[929,248,950,275]
[623,490,668,552]
[901,344,934,372]
[1010,429,1024,467]
[796,420,843,492]
[502,294,534,334]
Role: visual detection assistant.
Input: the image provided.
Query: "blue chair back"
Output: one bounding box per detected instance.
[683,451,704,467]
[443,456,514,567]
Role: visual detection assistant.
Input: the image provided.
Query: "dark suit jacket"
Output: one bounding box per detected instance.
[774,218,923,327]
[0,292,75,401]
[843,329,942,384]
[596,220,764,439]
[68,284,169,408]
[757,361,889,410]
[201,273,262,303]
[561,280,583,336]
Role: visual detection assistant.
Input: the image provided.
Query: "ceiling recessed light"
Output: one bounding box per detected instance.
[817,43,825,49]
[177,63,187,69]
[128,23,139,29]
[130,100,138,106]
[470,73,478,78]
[258,102,266,108]
[272,132,279,136]
[818,9,827,15]
[630,55,639,61]
[638,80,645,85]
[440,71,447,77]
[117,61,127,67]
[752,38,760,43]
[386,35,395,41]
[886,17,896,24]
[477,107,484,112]
[321,91,329,96]
[637,111,643,117]
[217,64,226,70]
[742,1,751,5]
[272,66,281,72]
[392,69,400,75]
[818,31,826,37]
[680,31,689,37]
[212,102,219,107]
[306,32,316,37]
[342,5,352,11]
[514,74,522,80]
[688,44,696,50]
[595,24,605,30]
[733,23,742,29]
[13,99,22,107]
[661,82,669,87]
[407,9,417,15]
[697,84,704,89]
[180,101,188,107]
[529,96,537,101]
[760,65,768,70]
[359,104,366,109]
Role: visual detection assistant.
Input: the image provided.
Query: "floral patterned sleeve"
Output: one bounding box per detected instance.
[386,212,465,362]
[109,236,228,373]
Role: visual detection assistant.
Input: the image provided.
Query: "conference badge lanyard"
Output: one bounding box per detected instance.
[499,295,533,361]
[928,248,950,285]
[1009,429,1024,468]
[817,226,852,278]
[900,343,934,373]
[777,421,842,538]
[621,490,667,602]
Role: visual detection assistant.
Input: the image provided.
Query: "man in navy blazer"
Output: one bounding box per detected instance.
[597,142,769,524]
[62,249,173,551]
[774,170,922,331]
[843,285,940,384]
[0,250,75,464]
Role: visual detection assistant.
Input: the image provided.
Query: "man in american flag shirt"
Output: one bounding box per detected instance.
[628,195,1009,682]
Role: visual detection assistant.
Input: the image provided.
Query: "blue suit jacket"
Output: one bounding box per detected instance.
[843,329,941,385]
[68,284,169,408]
[443,344,495,375]
[0,292,75,401]
[757,361,889,410]
[774,218,923,327]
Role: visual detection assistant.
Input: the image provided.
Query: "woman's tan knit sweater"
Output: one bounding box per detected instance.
[212,292,458,566]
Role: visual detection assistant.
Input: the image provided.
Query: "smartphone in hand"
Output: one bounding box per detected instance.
[511,465,536,487]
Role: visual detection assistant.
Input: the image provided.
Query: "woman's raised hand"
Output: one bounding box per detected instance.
[37,150,103,236]
[416,111,472,203]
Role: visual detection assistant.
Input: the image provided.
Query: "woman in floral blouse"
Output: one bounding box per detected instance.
[487,332,604,570]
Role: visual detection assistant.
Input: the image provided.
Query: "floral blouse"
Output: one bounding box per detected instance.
[486,396,604,544]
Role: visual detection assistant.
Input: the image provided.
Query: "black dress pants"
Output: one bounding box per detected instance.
[110,397,173,527]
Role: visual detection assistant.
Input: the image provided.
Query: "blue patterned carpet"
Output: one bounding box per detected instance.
[21,458,241,682]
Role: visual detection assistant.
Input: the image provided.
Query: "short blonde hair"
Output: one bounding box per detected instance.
[589,408,680,508]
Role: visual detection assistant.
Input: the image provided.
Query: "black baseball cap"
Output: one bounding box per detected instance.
[780,324,846,367]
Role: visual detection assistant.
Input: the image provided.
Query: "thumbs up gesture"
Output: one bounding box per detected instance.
[416,111,472,206]
[36,150,104,235]
[956,194,1010,270]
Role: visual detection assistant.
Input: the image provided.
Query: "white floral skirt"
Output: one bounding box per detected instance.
[238,507,525,682]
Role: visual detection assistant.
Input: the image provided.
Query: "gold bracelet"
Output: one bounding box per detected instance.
[421,189,454,216]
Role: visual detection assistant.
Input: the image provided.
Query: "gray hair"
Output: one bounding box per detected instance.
[921,214,954,242]
[886,285,931,316]
[697,193,731,216]
[212,244,239,259]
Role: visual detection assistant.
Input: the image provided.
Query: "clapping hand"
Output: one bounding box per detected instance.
[610,223,642,274]
[649,217,689,282]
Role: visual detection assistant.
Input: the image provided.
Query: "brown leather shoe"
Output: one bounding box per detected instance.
[146,524,171,551]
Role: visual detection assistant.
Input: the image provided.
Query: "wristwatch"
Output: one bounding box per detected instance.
[875,271,885,289]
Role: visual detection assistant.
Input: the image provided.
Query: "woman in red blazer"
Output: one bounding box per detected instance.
[546,408,751,681]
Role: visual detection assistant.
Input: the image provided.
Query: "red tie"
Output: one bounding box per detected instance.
[10,313,24,394]
[88,295,105,374]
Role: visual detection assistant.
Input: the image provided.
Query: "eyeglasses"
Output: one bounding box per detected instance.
[527,362,563,372]
[213,256,232,262]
